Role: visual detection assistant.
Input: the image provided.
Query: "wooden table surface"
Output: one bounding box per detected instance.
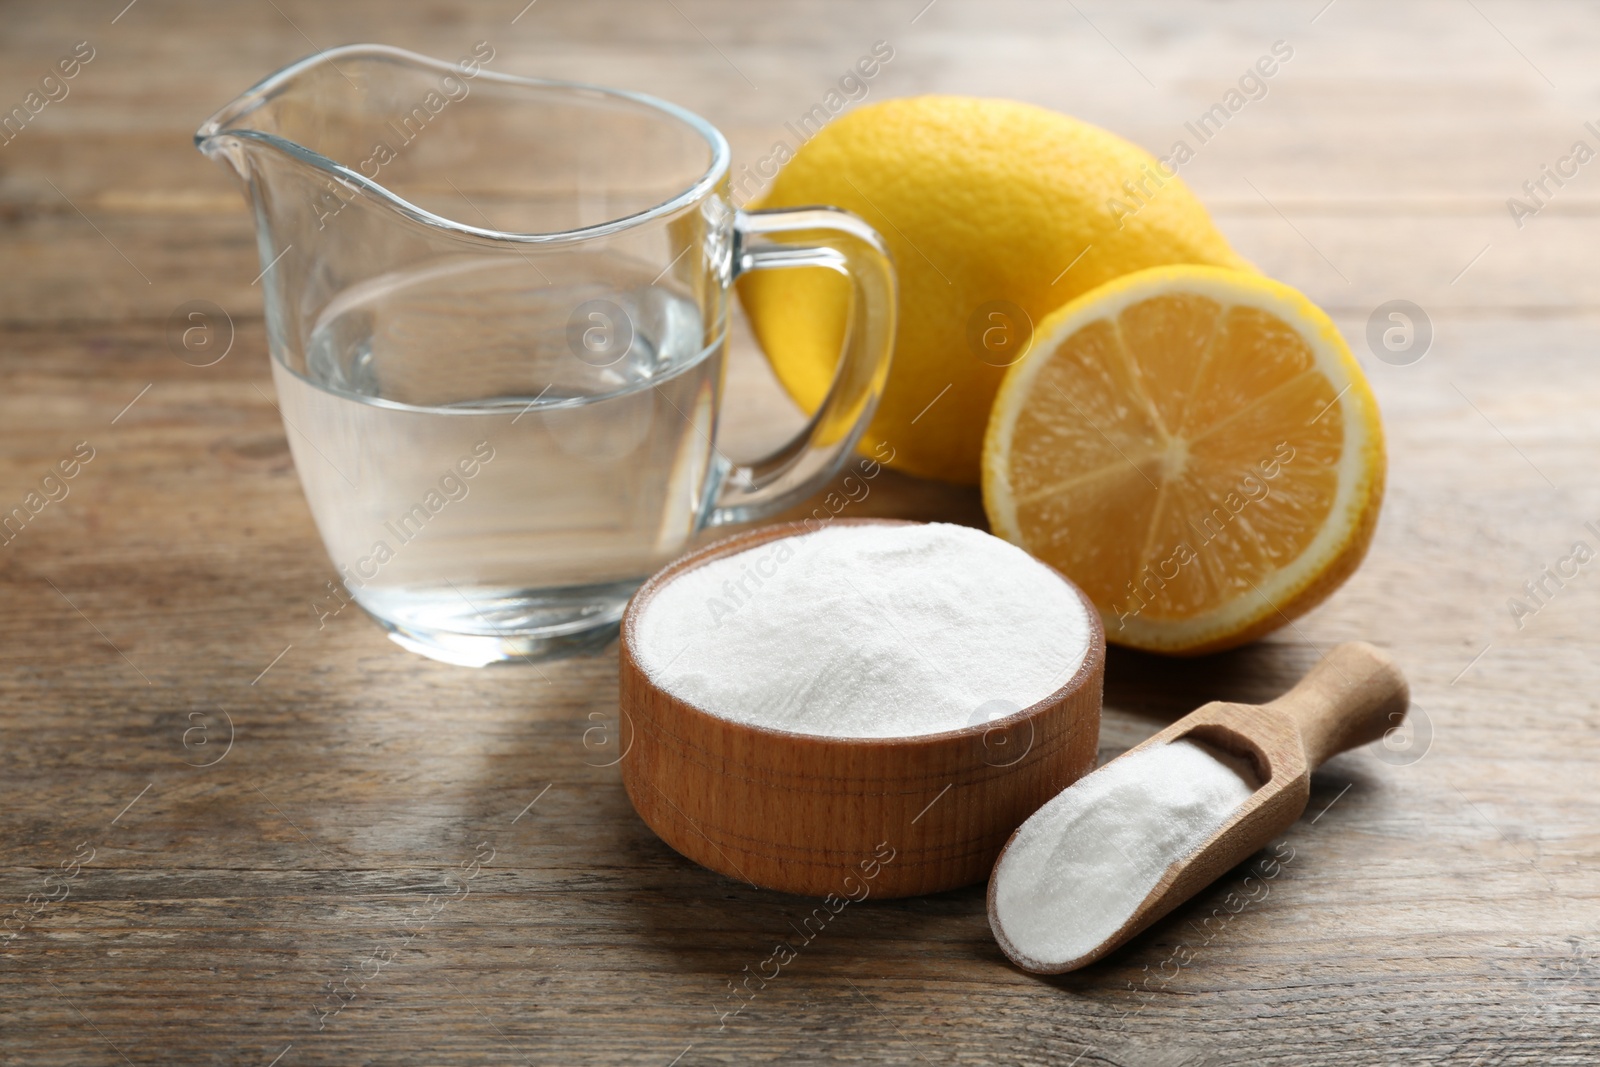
[3,1,1597,1063]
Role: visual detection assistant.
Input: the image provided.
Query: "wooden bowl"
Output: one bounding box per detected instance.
[617,518,1104,899]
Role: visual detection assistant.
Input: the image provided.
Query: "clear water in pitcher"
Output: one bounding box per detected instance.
[271,259,724,665]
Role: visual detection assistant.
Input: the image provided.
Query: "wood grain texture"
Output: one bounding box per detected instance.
[991,642,1409,973]
[2,1,1599,1065]
[618,519,1104,898]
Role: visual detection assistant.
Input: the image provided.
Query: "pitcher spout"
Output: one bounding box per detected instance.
[195,42,498,210]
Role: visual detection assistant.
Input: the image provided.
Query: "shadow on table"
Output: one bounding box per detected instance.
[1102,640,1325,722]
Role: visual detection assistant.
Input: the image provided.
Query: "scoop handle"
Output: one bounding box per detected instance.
[1263,641,1410,769]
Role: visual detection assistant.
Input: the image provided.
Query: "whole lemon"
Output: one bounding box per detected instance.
[738,95,1252,485]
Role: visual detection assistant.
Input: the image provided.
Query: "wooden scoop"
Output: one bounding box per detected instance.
[987,641,1409,974]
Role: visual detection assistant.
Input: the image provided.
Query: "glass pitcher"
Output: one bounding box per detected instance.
[196,44,895,666]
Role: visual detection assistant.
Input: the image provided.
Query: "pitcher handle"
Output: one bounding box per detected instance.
[704,207,897,527]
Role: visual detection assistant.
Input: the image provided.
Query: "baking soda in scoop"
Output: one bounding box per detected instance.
[631,522,1094,739]
[989,739,1257,970]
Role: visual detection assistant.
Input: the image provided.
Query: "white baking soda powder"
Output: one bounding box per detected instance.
[990,739,1258,968]
[632,523,1094,739]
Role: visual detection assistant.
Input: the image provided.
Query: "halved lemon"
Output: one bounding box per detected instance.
[983,265,1385,654]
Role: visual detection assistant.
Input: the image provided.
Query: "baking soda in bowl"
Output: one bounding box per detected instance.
[631,522,1094,739]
